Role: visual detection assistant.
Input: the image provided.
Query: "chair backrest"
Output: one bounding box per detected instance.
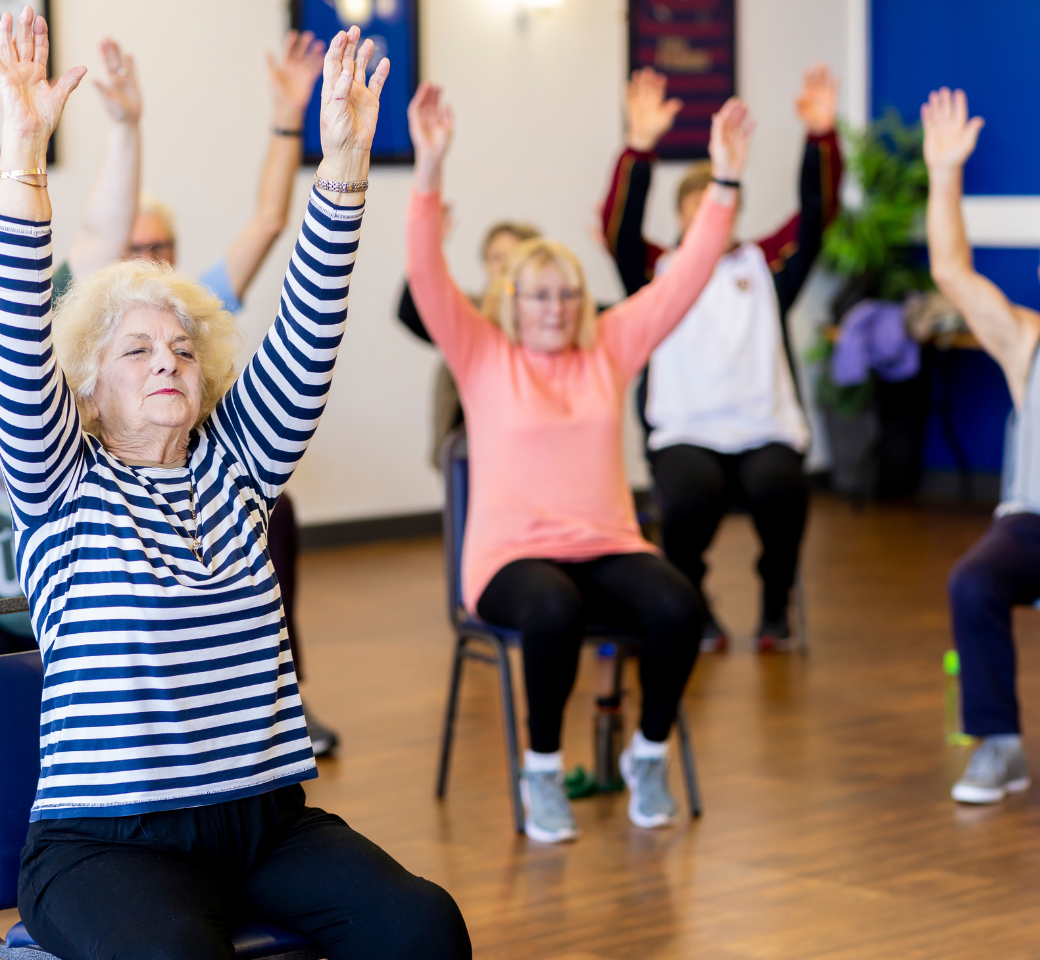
[0,650,43,910]
[441,426,469,625]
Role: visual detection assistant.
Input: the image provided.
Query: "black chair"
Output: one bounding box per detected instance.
[434,427,702,834]
[0,598,322,960]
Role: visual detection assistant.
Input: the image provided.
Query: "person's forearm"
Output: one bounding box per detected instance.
[0,134,51,222]
[223,110,306,301]
[927,166,973,287]
[413,155,442,195]
[67,120,139,275]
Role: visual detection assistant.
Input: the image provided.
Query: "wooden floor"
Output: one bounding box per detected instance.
[5,495,1040,958]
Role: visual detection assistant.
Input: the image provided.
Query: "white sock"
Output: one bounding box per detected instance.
[524,749,563,773]
[631,729,668,760]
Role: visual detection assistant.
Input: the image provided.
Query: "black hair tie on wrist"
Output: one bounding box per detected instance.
[712,177,741,188]
[273,127,304,137]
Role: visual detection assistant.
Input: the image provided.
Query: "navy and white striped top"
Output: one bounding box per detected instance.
[0,190,362,820]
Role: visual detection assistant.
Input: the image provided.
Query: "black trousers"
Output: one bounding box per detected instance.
[18,785,471,960]
[948,512,1040,737]
[649,442,808,622]
[476,552,701,753]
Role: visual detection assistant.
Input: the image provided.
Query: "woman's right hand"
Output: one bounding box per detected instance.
[0,6,85,168]
[407,82,453,193]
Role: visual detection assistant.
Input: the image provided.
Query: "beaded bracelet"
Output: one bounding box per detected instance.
[313,174,369,194]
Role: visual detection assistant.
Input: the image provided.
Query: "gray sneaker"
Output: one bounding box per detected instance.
[620,747,679,828]
[520,770,579,843]
[952,735,1031,804]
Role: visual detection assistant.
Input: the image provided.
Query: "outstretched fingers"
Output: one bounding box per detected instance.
[368,57,390,97]
[52,64,86,106]
[31,12,46,66]
[0,12,12,68]
[13,5,32,63]
[353,37,374,83]
[322,28,349,102]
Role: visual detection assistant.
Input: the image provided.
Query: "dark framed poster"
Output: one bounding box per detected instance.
[628,0,735,160]
[291,0,418,165]
[0,0,54,163]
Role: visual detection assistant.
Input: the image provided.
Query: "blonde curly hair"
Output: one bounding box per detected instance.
[481,238,598,349]
[52,260,241,440]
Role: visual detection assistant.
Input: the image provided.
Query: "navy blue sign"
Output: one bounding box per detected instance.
[628,0,736,160]
[292,0,418,165]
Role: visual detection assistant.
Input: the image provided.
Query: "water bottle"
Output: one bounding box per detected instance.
[594,693,624,791]
[944,649,973,746]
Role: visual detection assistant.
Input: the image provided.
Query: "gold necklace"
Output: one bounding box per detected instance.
[188,474,203,562]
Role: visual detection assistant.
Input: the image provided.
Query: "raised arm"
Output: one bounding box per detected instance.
[220,31,325,304]
[65,39,140,278]
[405,83,500,380]
[601,68,677,295]
[211,28,388,503]
[923,87,1040,406]
[761,64,842,315]
[599,97,749,380]
[0,7,86,526]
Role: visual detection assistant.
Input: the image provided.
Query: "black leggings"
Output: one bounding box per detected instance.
[18,785,471,960]
[649,442,808,622]
[476,552,701,753]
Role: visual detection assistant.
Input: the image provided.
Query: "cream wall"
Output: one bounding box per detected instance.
[45,0,850,525]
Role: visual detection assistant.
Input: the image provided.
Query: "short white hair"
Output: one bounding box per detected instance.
[52,260,241,440]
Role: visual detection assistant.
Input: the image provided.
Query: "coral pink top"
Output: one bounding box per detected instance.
[407,189,736,611]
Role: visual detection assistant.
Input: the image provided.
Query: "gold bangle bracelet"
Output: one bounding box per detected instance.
[0,169,47,187]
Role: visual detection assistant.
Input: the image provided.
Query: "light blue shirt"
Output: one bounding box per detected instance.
[198,258,243,315]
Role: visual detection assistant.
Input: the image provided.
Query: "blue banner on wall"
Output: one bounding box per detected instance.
[292,0,418,165]
[872,0,1040,196]
[628,0,735,160]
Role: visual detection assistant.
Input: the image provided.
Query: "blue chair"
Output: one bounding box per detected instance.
[434,427,702,834]
[0,601,322,960]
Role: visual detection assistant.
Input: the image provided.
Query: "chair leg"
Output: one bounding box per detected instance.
[795,573,809,654]
[495,642,525,834]
[675,702,702,818]
[436,636,467,799]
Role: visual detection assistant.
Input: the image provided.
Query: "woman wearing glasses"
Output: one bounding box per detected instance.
[406,83,752,843]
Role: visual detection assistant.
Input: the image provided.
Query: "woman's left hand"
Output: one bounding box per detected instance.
[317,26,389,182]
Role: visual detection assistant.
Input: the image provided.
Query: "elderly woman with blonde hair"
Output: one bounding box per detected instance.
[406,82,752,843]
[0,8,469,960]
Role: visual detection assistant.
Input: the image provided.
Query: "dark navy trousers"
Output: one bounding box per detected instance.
[948,511,1040,736]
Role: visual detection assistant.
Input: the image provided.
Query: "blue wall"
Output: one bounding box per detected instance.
[872,0,1040,478]
[872,0,1040,195]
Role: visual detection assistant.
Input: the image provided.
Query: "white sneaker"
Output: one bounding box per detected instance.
[620,747,679,828]
[952,736,1030,804]
[520,770,579,843]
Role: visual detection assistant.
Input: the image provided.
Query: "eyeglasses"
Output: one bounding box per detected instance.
[515,288,583,307]
[127,240,175,259]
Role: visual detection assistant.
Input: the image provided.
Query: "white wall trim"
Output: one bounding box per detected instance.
[846,0,869,128]
[962,197,1040,248]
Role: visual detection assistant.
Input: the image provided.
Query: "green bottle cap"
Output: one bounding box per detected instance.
[943,649,960,677]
